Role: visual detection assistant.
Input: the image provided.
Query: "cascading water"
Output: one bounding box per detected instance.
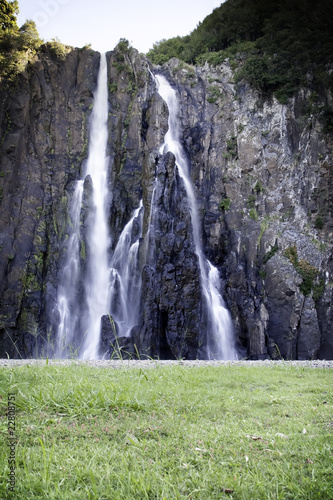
[55,52,143,359]
[55,180,83,357]
[55,60,235,360]
[155,75,237,360]
[81,53,110,360]
[108,201,143,337]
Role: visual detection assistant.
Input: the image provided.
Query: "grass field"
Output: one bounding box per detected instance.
[0,362,332,499]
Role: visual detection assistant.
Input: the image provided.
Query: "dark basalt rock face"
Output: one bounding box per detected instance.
[159,59,333,360]
[0,48,100,358]
[139,151,205,360]
[0,48,332,360]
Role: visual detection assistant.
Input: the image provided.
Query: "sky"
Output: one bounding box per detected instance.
[17,0,223,54]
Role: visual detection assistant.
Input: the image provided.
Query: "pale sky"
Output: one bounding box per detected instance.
[17,0,223,54]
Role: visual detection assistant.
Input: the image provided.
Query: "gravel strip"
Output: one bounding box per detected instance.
[0,359,332,369]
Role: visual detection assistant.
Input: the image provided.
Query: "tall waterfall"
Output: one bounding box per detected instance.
[81,52,110,360]
[55,53,143,359]
[155,75,237,360]
[54,54,110,359]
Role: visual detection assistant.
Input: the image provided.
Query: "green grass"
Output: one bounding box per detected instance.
[0,363,332,499]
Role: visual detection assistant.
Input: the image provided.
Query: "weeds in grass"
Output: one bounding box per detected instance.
[57,329,88,360]
[4,327,23,359]
[39,438,55,487]
[39,327,55,359]
[108,314,125,361]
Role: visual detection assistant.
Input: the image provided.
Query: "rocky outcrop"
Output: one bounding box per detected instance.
[159,58,333,359]
[0,48,332,360]
[0,47,99,357]
[139,152,204,359]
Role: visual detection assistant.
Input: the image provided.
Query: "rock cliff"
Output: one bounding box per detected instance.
[0,46,332,359]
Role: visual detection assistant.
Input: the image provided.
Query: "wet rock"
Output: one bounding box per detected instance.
[297,297,321,360]
[0,50,332,359]
[139,153,203,359]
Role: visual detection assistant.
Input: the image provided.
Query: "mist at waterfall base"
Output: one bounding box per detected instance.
[54,55,237,361]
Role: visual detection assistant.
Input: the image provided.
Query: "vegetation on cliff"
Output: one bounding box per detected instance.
[0,0,71,85]
[2,0,332,106]
[0,0,41,82]
[147,0,333,104]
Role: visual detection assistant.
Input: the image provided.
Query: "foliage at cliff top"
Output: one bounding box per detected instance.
[0,0,40,82]
[147,0,333,103]
[0,0,71,85]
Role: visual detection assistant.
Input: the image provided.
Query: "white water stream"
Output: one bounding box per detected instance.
[108,201,143,338]
[55,53,143,359]
[155,75,237,360]
[81,53,110,359]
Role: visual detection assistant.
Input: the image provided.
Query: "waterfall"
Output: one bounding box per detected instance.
[108,201,143,337]
[55,59,235,360]
[155,75,237,360]
[55,52,143,360]
[55,53,110,360]
[55,180,83,357]
[81,52,110,360]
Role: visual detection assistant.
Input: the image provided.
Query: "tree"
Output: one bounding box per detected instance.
[0,1,43,83]
[19,20,42,51]
[0,0,19,32]
[147,0,333,102]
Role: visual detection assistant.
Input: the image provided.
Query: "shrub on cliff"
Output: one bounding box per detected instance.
[0,1,42,84]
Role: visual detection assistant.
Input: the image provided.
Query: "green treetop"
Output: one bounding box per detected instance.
[0,0,19,32]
